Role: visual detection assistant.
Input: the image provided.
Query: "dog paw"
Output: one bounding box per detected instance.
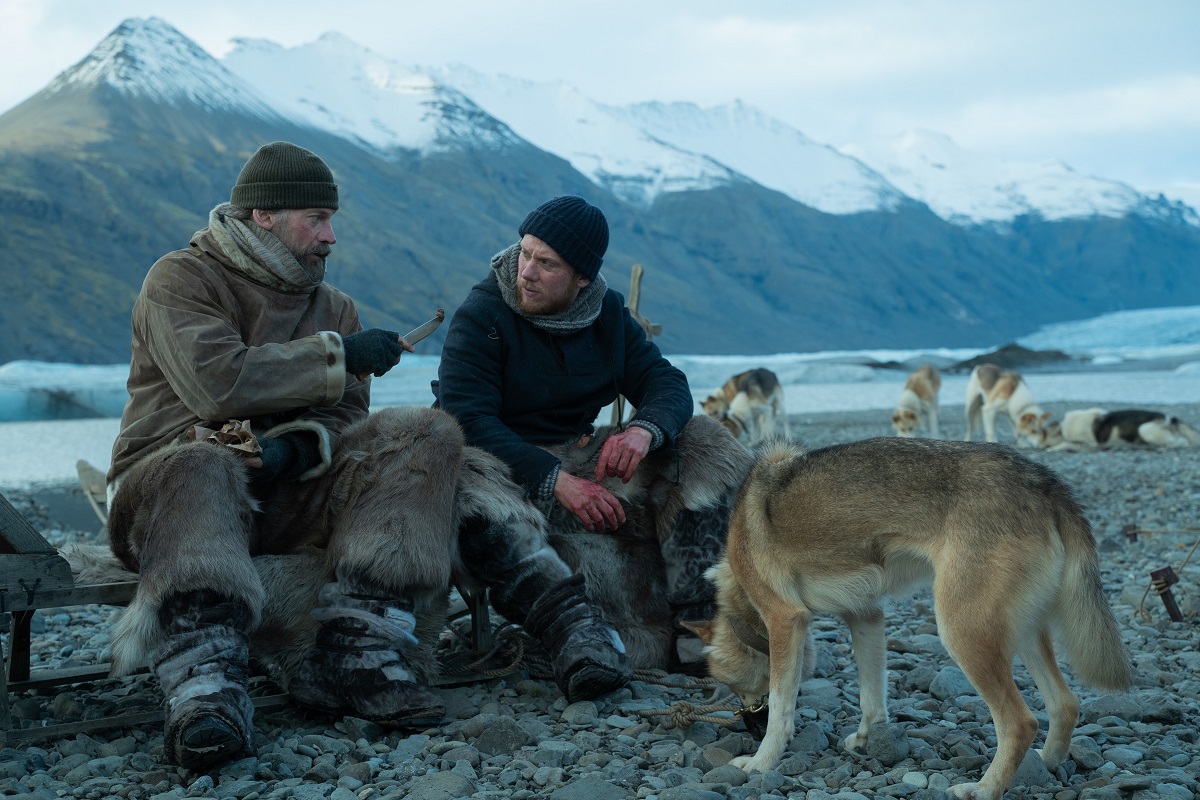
[730,754,775,774]
[841,732,867,752]
[1035,745,1064,770]
[948,781,997,800]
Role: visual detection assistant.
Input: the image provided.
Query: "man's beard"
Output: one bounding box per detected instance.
[297,245,331,272]
[516,279,576,315]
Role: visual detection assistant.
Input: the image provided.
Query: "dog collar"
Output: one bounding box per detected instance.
[729,614,770,655]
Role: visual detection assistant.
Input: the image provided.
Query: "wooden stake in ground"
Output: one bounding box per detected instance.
[612,265,662,426]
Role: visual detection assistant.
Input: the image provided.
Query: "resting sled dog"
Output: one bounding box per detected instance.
[701,368,788,446]
[891,364,941,438]
[963,364,1049,447]
[692,437,1132,800]
[1041,408,1200,451]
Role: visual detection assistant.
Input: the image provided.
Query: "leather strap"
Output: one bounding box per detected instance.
[729,613,770,655]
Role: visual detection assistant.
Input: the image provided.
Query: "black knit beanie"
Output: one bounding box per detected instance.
[518,196,608,280]
[230,142,339,210]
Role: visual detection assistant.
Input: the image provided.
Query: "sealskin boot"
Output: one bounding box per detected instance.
[289,583,444,727]
[154,592,255,772]
[524,574,632,703]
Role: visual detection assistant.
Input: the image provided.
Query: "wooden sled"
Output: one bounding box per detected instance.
[1,464,144,744]
[1,461,501,745]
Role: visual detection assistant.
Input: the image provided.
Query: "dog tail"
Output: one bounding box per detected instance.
[1052,509,1133,691]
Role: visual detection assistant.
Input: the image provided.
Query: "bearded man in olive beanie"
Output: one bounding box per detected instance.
[436,196,753,677]
[104,142,554,771]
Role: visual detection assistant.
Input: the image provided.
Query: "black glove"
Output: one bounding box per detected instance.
[252,432,321,485]
[343,328,406,378]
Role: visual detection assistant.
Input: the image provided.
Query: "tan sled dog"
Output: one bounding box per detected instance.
[891,364,941,438]
[692,437,1132,800]
[701,367,788,446]
[963,364,1050,447]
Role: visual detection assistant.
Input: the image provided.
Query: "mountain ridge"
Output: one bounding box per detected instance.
[1,17,1199,365]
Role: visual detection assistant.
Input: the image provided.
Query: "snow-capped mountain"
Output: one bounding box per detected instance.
[424,65,748,208]
[840,130,1180,225]
[27,17,1197,228]
[232,32,1191,226]
[608,100,907,216]
[46,17,280,120]
[223,34,523,153]
[6,16,1200,366]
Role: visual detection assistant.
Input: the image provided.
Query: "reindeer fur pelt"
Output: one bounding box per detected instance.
[61,542,447,687]
[540,415,754,668]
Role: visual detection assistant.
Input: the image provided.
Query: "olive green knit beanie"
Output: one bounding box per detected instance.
[230,141,339,210]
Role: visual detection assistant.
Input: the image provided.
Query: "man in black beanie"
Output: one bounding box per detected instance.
[104,142,558,771]
[436,196,753,676]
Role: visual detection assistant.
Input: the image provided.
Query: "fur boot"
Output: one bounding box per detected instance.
[287,581,444,727]
[523,574,631,703]
[457,512,632,701]
[153,590,256,772]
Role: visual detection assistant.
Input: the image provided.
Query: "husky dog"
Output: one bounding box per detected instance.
[701,368,788,446]
[691,437,1132,800]
[1042,408,1200,451]
[891,364,941,438]
[963,364,1050,447]
[1039,408,1106,451]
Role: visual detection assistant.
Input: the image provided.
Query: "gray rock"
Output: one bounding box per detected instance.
[702,764,748,786]
[792,721,831,753]
[1102,746,1144,768]
[1080,695,1142,724]
[1145,783,1197,800]
[775,752,813,776]
[405,771,477,800]
[1010,748,1054,789]
[1140,695,1188,724]
[865,722,911,766]
[474,715,535,755]
[928,667,974,700]
[532,740,582,768]
[1069,736,1105,770]
[561,701,599,724]
[658,788,726,800]
[548,773,634,800]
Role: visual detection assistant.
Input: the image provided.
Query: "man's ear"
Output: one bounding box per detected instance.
[576,275,591,289]
[251,208,275,230]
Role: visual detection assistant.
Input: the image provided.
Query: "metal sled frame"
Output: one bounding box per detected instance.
[1,475,496,746]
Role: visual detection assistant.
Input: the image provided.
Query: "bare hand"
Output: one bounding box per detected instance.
[595,426,652,483]
[554,470,626,532]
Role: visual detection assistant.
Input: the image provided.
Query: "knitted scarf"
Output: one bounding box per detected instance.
[492,243,606,335]
[207,203,325,293]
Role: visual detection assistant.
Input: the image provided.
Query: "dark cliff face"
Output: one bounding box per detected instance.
[2,84,1199,364]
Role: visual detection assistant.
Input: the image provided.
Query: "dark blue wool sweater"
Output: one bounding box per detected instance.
[434,269,693,495]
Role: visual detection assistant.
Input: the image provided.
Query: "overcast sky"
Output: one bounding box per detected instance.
[4,0,1199,206]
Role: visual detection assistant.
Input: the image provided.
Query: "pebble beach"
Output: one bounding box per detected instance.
[3,402,1199,800]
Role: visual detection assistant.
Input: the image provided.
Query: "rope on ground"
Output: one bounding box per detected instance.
[631,668,720,689]
[637,692,751,729]
[439,622,552,680]
[437,621,743,730]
